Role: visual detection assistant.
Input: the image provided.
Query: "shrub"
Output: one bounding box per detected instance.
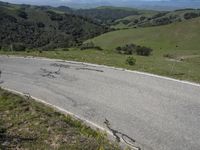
[184,12,199,20]
[26,50,30,53]
[136,46,153,56]
[17,10,28,19]
[126,56,136,66]
[11,43,26,51]
[116,44,136,55]
[37,22,45,28]
[116,44,153,56]
[140,16,146,21]
[80,42,103,50]
[134,19,139,24]
[61,48,69,51]
[153,17,171,26]
[47,11,63,21]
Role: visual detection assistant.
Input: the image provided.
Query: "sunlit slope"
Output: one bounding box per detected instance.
[91,17,200,53]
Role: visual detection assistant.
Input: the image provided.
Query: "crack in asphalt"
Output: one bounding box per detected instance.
[40,67,61,79]
[50,62,103,73]
[104,118,141,150]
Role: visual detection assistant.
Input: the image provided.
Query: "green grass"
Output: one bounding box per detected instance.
[1,47,200,83]
[90,17,200,82]
[0,88,120,150]
[1,18,200,83]
[91,18,200,51]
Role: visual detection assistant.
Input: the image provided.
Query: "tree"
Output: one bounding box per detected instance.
[136,46,153,56]
[18,10,28,19]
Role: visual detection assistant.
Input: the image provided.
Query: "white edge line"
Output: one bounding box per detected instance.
[2,55,200,87]
[1,86,113,136]
[1,86,141,150]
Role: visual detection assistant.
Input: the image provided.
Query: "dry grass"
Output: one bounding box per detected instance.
[0,88,120,150]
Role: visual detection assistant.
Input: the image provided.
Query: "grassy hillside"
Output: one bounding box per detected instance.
[0,2,109,50]
[113,9,200,29]
[89,18,200,82]
[92,17,200,51]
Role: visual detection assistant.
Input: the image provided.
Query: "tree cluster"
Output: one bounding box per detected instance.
[116,44,153,56]
[0,5,110,50]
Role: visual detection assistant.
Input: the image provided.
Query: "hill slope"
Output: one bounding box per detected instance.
[113,9,200,29]
[86,18,200,82]
[91,17,200,51]
[0,2,109,49]
[55,6,145,25]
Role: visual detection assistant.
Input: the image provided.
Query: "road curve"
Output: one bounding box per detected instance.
[0,55,200,150]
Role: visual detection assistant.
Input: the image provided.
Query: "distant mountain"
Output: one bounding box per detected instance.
[58,6,143,25]
[1,0,200,10]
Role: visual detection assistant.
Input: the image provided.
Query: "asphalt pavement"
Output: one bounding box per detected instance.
[0,55,200,150]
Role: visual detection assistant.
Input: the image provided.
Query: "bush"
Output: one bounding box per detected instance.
[136,46,153,56]
[184,12,199,20]
[116,44,136,55]
[17,10,28,19]
[26,50,30,53]
[140,16,146,21]
[37,22,45,28]
[116,44,153,56]
[126,56,136,66]
[11,43,26,51]
[61,48,69,51]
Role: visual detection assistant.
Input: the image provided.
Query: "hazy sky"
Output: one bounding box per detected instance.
[1,0,200,10]
[1,0,197,2]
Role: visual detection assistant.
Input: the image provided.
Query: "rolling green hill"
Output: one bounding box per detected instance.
[0,2,109,50]
[113,9,200,29]
[87,18,200,82]
[91,17,200,51]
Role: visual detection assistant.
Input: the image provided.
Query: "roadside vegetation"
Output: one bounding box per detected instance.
[126,57,136,66]
[1,17,200,83]
[0,88,120,149]
[1,2,200,83]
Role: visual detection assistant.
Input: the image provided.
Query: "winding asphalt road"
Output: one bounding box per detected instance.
[0,55,200,150]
